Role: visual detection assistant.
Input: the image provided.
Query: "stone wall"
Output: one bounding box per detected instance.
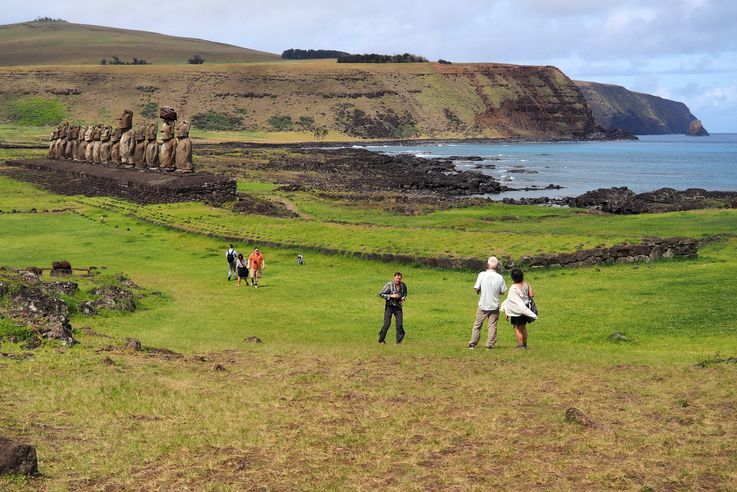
[516,237,698,269]
[4,159,236,204]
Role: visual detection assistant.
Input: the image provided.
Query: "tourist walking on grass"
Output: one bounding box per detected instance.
[501,268,538,349]
[378,272,408,344]
[468,256,507,349]
[248,248,265,288]
[226,244,238,281]
[236,253,249,286]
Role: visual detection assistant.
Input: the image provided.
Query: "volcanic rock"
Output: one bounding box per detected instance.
[565,407,598,428]
[687,119,709,137]
[0,437,38,476]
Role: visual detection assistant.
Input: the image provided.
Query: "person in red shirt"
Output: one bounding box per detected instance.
[248,248,265,288]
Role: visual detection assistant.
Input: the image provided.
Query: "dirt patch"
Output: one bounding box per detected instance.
[232,194,298,218]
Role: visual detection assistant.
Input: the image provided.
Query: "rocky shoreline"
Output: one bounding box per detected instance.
[501,187,737,214]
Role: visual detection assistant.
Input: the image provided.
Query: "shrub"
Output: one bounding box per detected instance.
[188,54,205,65]
[268,115,294,131]
[191,111,243,131]
[140,102,158,119]
[297,116,315,130]
[5,97,67,126]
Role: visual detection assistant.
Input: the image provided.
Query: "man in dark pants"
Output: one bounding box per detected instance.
[378,272,408,344]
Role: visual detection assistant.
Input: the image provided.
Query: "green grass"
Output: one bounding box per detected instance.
[0,172,736,490]
[4,97,67,126]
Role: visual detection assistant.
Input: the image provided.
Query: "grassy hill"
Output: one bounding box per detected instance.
[0,60,598,141]
[0,20,281,66]
[576,80,702,135]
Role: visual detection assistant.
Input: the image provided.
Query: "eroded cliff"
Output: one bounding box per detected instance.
[576,80,705,135]
[0,61,602,141]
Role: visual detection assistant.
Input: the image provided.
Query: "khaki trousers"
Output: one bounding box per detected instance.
[469,307,499,348]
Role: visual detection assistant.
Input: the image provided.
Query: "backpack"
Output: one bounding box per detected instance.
[226,250,235,263]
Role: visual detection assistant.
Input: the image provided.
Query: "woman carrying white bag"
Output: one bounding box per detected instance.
[501,268,538,349]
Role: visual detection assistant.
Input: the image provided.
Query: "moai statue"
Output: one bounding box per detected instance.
[51,123,65,159]
[71,126,81,161]
[110,128,122,165]
[159,106,177,171]
[133,127,147,168]
[144,122,159,168]
[66,125,78,159]
[99,126,112,164]
[48,126,58,159]
[92,126,103,164]
[118,110,135,166]
[77,126,88,162]
[58,122,70,159]
[84,126,95,162]
[175,120,194,172]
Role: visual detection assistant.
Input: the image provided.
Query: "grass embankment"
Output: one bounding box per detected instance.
[0,167,736,489]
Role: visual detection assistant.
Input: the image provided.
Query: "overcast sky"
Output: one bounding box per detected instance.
[4,0,736,131]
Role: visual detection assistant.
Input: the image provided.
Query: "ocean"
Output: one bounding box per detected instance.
[363,134,737,199]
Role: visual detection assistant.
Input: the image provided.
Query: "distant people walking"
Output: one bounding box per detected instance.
[248,248,265,288]
[378,272,408,344]
[501,268,538,349]
[236,253,249,286]
[225,244,238,281]
[468,256,507,349]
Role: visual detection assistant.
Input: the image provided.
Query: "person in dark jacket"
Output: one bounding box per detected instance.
[378,272,408,344]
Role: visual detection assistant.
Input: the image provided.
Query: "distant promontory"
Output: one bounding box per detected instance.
[576,80,708,136]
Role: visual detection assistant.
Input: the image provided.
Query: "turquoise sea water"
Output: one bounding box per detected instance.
[364,134,737,199]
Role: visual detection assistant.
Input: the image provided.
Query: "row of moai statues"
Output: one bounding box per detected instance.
[48,107,193,172]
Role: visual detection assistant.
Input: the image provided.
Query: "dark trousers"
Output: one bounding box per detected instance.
[379,305,404,343]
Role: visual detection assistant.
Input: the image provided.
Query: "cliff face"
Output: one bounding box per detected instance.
[575,80,705,135]
[0,61,601,141]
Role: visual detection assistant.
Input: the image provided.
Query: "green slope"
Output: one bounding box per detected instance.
[0,20,281,65]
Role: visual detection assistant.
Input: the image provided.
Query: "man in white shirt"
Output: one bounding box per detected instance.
[225,244,238,281]
[468,256,507,349]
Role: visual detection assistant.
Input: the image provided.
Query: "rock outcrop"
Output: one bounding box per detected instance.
[568,187,737,214]
[0,437,38,476]
[688,119,709,136]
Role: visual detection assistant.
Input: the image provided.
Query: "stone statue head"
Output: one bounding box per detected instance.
[84,126,93,141]
[118,110,133,130]
[92,126,102,140]
[134,127,146,142]
[100,126,112,142]
[161,120,175,140]
[176,120,191,138]
[145,122,157,140]
[111,128,122,143]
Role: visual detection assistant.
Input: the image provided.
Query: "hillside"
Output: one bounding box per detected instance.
[0,60,601,141]
[576,80,704,135]
[0,20,280,65]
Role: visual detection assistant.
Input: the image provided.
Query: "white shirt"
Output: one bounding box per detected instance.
[474,270,507,311]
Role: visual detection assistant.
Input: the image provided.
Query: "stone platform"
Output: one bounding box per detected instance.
[3,159,236,204]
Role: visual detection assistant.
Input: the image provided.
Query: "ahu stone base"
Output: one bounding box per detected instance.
[4,159,236,204]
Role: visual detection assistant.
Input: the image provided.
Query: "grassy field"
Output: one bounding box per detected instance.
[0,153,736,490]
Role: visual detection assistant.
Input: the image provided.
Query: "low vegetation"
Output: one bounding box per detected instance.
[0,135,735,490]
[3,98,67,126]
[191,111,243,131]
